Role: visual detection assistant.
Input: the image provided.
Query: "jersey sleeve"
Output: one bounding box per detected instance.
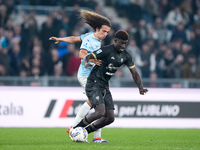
[80,32,94,41]
[80,32,89,41]
[91,47,108,60]
[80,36,90,51]
[124,52,135,69]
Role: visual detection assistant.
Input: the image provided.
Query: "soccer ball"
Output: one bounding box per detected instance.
[70,127,88,142]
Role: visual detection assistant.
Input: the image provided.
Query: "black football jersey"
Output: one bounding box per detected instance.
[87,44,135,86]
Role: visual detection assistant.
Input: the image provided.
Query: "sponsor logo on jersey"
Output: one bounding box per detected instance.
[83,42,88,48]
[106,63,118,71]
[96,96,99,101]
[106,72,115,76]
[96,49,102,54]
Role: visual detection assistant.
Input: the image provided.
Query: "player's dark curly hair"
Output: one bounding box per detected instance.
[114,30,129,40]
[80,10,111,31]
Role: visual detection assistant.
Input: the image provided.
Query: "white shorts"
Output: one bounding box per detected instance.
[77,74,88,93]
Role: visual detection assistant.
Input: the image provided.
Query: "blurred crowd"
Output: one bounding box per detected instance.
[0,0,200,80]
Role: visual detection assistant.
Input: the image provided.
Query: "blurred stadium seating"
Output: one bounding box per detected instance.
[0,0,200,88]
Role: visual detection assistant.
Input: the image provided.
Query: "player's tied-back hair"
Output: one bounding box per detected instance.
[80,10,111,31]
[114,30,129,40]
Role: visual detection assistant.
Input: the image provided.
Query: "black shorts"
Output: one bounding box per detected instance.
[85,80,114,110]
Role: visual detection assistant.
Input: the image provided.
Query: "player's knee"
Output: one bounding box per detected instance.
[108,116,115,124]
[107,110,115,124]
[104,116,114,126]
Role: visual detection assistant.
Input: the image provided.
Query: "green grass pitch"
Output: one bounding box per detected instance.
[0,128,200,150]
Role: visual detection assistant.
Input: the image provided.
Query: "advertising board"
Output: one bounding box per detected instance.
[0,87,200,128]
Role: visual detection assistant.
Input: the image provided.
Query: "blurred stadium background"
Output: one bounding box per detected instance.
[1,2,200,149]
[0,0,200,88]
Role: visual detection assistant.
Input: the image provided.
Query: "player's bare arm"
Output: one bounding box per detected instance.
[80,50,102,66]
[79,49,88,59]
[129,67,148,95]
[49,36,81,44]
[83,53,95,68]
[88,57,102,66]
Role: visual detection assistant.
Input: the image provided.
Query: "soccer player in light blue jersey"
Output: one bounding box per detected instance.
[49,10,111,143]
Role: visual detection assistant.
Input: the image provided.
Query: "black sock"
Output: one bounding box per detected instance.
[74,117,89,128]
[85,123,97,134]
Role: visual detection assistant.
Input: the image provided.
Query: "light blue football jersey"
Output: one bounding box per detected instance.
[78,32,101,76]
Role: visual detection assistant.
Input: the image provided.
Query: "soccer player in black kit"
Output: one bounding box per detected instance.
[71,30,148,139]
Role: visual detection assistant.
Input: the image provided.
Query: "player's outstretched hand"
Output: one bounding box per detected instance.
[49,37,61,44]
[93,59,102,66]
[139,89,148,95]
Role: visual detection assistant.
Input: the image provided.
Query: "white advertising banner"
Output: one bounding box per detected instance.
[0,86,200,128]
